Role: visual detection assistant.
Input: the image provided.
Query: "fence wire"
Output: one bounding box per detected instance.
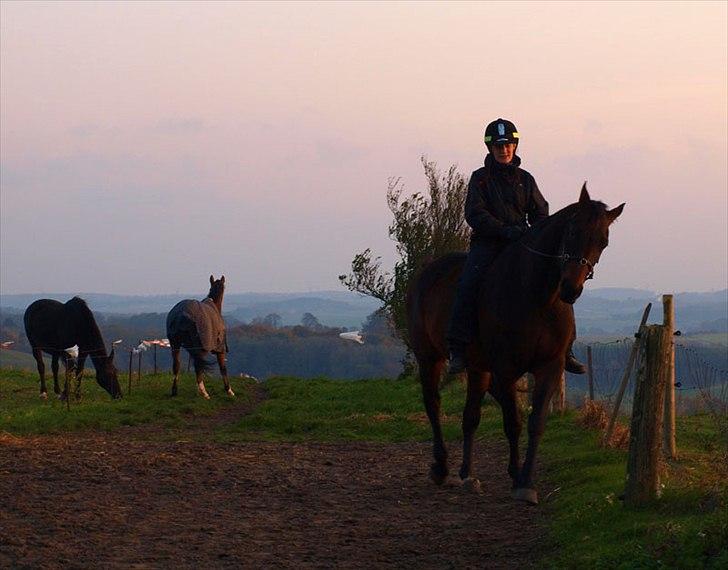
[570,338,728,417]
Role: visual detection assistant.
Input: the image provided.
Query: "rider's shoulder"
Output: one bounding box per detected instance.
[470,166,488,181]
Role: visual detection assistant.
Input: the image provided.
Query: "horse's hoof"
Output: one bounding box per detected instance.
[40,392,48,400]
[429,466,448,486]
[512,487,539,505]
[226,389,235,397]
[444,476,463,487]
[462,477,483,494]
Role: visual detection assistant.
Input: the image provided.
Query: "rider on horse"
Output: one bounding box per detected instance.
[446,118,586,375]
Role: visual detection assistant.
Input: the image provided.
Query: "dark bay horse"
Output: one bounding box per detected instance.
[407,185,624,504]
[24,297,122,400]
[167,275,233,399]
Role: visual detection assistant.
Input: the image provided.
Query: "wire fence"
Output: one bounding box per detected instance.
[570,338,728,417]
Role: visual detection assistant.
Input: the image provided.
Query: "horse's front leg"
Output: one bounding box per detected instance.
[514,359,562,505]
[217,352,234,397]
[420,359,448,484]
[490,379,522,486]
[459,370,490,492]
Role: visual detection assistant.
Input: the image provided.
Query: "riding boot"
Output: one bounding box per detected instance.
[447,344,467,375]
[565,342,587,375]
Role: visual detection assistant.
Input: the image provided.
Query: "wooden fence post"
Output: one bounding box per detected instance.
[587,345,594,401]
[127,348,134,396]
[624,325,669,506]
[550,372,566,414]
[662,294,677,459]
[604,303,652,445]
[137,346,142,385]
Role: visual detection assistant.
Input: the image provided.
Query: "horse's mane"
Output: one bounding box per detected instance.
[527,199,609,238]
[65,297,106,354]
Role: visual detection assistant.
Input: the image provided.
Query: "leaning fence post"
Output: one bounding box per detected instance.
[587,345,594,401]
[662,294,677,459]
[624,324,669,506]
[550,372,566,414]
[604,302,652,445]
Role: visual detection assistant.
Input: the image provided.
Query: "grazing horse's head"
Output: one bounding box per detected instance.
[97,348,122,399]
[558,184,624,304]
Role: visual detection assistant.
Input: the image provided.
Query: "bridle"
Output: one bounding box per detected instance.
[520,219,596,280]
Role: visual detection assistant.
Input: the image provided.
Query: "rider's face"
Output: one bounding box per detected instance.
[492,143,516,164]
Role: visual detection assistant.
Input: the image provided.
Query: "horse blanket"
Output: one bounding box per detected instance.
[166,298,228,353]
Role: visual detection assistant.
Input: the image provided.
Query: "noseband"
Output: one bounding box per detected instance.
[520,220,596,280]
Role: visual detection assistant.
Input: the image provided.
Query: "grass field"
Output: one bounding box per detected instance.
[1,369,725,568]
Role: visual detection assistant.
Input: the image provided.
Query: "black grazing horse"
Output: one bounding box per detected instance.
[167,275,233,399]
[24,297,122,400]
[407,185,624,504]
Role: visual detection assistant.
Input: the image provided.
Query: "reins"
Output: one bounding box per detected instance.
[520,218,596,280]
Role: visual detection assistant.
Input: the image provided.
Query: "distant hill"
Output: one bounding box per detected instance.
[0,291,381,329]
[2,288,725,334]
[0,349,48,370]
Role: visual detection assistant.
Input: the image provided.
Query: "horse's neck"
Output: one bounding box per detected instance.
[489,214,568,315]
[204,295,223,314]
[77,324,108,365]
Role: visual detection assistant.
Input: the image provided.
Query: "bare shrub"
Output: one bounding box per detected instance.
[578,399,630,449]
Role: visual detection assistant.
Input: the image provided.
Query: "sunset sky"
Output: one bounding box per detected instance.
[1,1,726,295]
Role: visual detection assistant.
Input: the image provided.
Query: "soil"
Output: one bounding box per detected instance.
[1,387,548,569]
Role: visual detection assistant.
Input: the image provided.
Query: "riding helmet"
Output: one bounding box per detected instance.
[484,118,519,145]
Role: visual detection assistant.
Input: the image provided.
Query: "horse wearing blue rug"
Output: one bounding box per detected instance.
[167,275,233,399]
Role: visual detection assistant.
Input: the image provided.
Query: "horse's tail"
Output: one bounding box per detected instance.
[187,348,216,374]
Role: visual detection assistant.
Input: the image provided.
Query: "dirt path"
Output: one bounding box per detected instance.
[1,392,547,569]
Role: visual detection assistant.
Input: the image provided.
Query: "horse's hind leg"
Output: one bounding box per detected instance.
[490,379,522,486]
[459,370,490,489]
[420,359,448,484]
[33,349,48,399]
[193,354,211,400]
[170,348,181,396]
[216,352,234,397]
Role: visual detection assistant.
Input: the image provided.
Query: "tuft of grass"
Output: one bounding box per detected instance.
[0,368,250,435]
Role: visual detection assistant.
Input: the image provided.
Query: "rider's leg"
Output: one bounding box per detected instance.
[446,242,498,374]
[565,336,587,374]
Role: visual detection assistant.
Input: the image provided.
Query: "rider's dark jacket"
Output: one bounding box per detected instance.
[465,153,549,243]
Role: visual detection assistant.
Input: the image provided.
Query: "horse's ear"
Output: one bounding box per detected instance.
[607,202,625,224]
[221,275,225,284]
[579,182,590,205]
[210,275,214,285]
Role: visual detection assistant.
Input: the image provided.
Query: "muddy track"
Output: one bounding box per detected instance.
[0,386,547,569]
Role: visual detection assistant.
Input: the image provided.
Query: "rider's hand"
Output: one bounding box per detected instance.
[503,225,526,241]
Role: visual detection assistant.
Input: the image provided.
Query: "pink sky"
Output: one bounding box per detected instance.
[1,1,726,294]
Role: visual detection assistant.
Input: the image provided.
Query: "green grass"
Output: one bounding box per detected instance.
[218,376,497,442]
[0,368,250,435]
[538,412,727,569]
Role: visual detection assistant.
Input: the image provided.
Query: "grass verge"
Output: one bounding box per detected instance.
[0,368,250,434]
